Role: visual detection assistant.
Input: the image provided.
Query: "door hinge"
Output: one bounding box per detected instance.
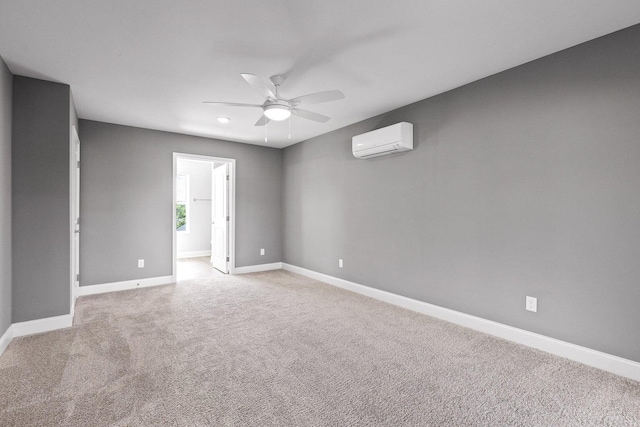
[226,256,229,262]
[226,216,229,221]
[76,273,80,282]
[226,175,229,181]
[77,160,80,168]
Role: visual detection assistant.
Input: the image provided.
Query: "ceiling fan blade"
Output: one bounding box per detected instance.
[289,90,344,106]
[241,73,276,100]
[202,102,262,108]
[292,108,330,123]
[254,115,271,126]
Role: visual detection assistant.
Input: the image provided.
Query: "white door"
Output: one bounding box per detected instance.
[72,128,80,300]
[210,163,229,273]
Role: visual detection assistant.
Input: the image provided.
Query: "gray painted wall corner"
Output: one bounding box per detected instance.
[0,56,12,336]
[12,76,71,322]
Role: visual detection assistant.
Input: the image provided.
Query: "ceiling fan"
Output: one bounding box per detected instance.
[203,74,345,126]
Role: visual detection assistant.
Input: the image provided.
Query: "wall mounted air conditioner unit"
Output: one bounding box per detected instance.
[352,122,413,159]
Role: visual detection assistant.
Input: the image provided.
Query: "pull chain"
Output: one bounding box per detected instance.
[264,120,268,143]
[288,115,291,140]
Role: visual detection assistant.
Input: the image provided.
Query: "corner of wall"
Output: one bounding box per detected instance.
[0,55,13,341]
[11,76,72,324]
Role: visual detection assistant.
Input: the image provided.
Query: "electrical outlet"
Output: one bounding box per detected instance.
[338,259,343,268]
[138,259,144,268]
[260,248,265,256]
[526,296,537,312]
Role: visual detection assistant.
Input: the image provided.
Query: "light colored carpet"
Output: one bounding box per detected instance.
[0,270,638,426]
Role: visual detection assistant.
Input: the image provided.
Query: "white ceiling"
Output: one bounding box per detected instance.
[1,1,639,148]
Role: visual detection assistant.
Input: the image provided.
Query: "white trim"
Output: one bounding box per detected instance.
[177,250,212,259]
[12,314,73,337]
[0,325,14,357]
[281,263,640,383]
[69,125,80,317]
[78,275,174,296]
[234,262,283,275]
[172,153,236,281]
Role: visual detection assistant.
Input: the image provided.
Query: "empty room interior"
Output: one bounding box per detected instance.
[1,1,640,425]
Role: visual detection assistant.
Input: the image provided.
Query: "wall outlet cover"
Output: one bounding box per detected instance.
[526,296,537,312]
[260,248,265,255]
[339,259,344,268]
[138,259,144,268]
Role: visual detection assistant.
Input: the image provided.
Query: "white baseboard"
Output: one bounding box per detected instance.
[234,262,283,275]
[281,263,640,383]
[12,314,74,337]
[177,250,211,259]
[0,324,14,357]
[78,275,174,296]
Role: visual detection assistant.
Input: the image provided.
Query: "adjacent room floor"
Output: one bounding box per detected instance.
[0,270,638,426]
[176,256,224,281]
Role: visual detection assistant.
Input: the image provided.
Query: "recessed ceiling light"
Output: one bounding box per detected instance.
[217,117,230,124]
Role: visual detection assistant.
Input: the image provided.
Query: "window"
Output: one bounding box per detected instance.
[176,174,189,232]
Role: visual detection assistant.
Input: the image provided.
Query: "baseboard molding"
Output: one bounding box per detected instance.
[12,314,74,338]
[177,250,211,259]
[234,262,283,275]
[0,325,14,357]
[281,263,640,383]
[78,275,174,296]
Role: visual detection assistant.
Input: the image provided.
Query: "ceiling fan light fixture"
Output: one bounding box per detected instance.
[263,104,291,121]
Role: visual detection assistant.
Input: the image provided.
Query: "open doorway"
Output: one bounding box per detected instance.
[172,153,236,281]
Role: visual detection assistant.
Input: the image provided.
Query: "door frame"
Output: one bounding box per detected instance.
[172,152,236,280]
[69,126,80,316]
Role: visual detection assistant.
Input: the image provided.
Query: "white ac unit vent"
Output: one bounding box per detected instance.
[352,122,413,159]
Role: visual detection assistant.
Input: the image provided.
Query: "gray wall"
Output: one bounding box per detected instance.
[0,57,12,336]
[79,120,282,286]
[283,25,640,363]
[12,76,71,322]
